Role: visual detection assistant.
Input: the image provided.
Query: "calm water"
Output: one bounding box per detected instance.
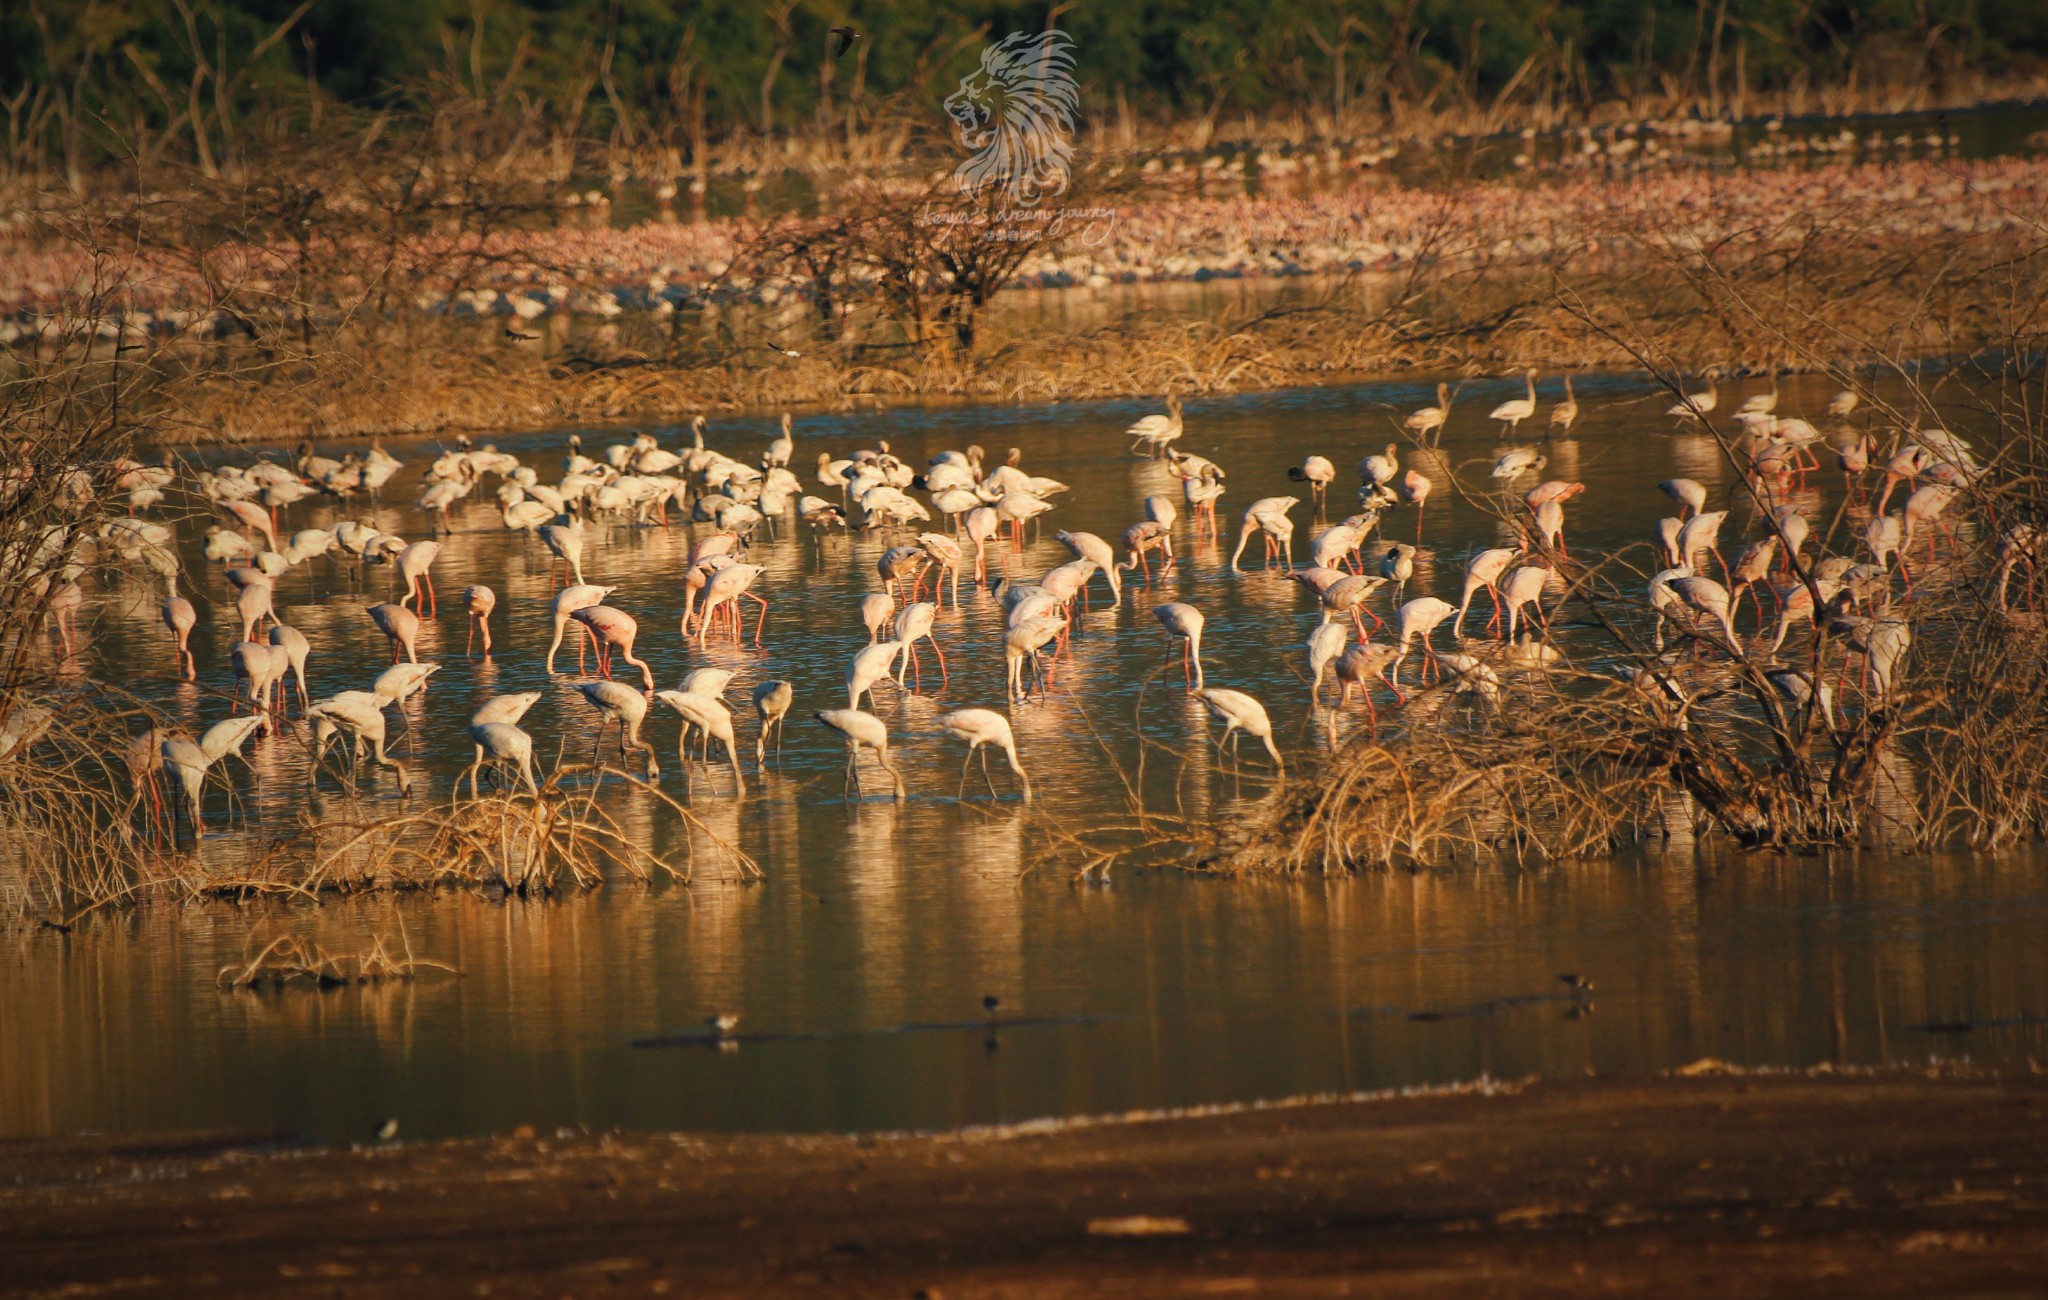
[5,370,2044,1141]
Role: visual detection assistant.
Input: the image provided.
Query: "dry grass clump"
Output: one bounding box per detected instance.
[1209,387,2048,875]
[293,766,758,898]
[215,929,459,990]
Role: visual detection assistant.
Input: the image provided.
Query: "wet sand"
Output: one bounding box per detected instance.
[7,1069,2048,1297]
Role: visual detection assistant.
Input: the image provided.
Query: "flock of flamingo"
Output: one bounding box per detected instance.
[47,365,2017,842]
[6,156,2044,339]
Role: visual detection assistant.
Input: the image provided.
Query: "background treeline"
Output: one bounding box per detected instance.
[5,0,2047,191]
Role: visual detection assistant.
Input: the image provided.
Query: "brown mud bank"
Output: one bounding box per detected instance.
[8,1069,2048,1297]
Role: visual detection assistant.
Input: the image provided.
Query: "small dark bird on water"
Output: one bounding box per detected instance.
[982,994,1000,1017]
[505,325,540,342]
[374,1117,400,1141]
[1558,974,1594,995]
[829,26,861,57]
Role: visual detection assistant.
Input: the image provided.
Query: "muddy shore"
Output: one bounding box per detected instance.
[7,1069,2048,1297]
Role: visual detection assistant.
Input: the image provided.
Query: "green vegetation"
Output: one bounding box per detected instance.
[6,1,2047,190]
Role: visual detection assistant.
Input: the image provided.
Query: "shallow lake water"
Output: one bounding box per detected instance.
[5,369,2044,1141]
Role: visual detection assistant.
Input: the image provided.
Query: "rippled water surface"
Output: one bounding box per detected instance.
[6,370,2046,1141]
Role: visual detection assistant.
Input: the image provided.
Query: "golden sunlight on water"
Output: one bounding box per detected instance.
[4,371,2042,1140]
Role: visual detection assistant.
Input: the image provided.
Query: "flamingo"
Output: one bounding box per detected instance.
[573,606,657,691]
[1453,548,1517,638]
[373,662,440,714]
[203,525,258,567]
[472,691,544,726]
[464,585,496,657]
[1901,483,1961,560]
[503,499,554,532]
[235,579,276,643]
[464,722,538,797]
[696,563,769,646]
[1488,369,1539,436]
[857,592,897,643]
[1657,478,1707,518]
[308,693,413,795]
[1192,688,1284,772]
[267,624,311,713]
[162,595,197,680]
[1864,514,1905,576]
[848,641,903,709]
[1399,469,1433,543]
[540,520,587,586]
[1358,444,1400,493]
[1838,434,1873,501]
[1548,374,1579,436]
[1154,603,1206,688]
[39,581,79,659]
[1499,565,1551,641]
[814,708,905,800]
[546,585,614,672]
[1668,374,1719,422]
[1671,577,1742,656]
[1127,394,1184,457]
[418,479,469,534]
[1490,448,1545,481]
[1727,538,1780,629]
[1404,383,1451,442]
[1380,544,1416,607]
[159,715,266,839]
[367,603,421,663]
[1229,497,1298,570]
[1391,597,1456,687]
[1118,521,1175,586]
[656,691,745,794]
[918,532,967,606]
[577,679,660,777]
[937,708,1031,801]
[1288,456,1336,511]
[1677,511,1732,584]
[1646,566,1695,651]
[767,413,795,468]
[1739,374,1780,416]
[1655,517,1685,568]
[220,498,278,552]
[1317,574,1385,639]
[1005,617,1066,699]
[893,602,947,689]
[1765,670,1838,732]
[1307,622,1348,704]
[1056,530,1121,604]
[396,540,441,617]
[964,507,1001,582]
[1334,642,1402,736]
[753,680,793,764]
[229,641,288,720]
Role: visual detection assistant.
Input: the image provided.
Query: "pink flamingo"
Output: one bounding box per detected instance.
[397,541,441,617]
[162,595,197,680]
[465,585,496,657]
[572,605,656,691]
[367,603,421,664]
